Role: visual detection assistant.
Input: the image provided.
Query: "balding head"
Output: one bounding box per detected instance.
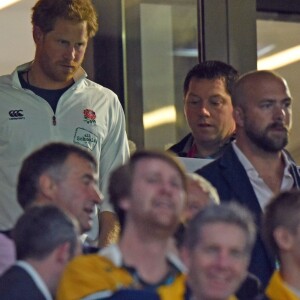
[232,70,292,152]
[232,70,291,109]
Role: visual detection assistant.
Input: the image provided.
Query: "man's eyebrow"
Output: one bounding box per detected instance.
[259,97,292,102]
[187,93,201,98]
[82,173,97,182]
[209,94,227,99]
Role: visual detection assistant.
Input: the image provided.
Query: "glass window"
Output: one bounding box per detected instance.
[0,0,35,75]
[257,13,300,163]
[123,0,198,150]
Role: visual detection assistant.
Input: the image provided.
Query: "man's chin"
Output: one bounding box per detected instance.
[81,224,92,234]
[194,132,218,142]
[58,75,75,83]
[54,70,76,83]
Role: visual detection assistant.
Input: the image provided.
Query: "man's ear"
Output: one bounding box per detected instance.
[233,107,245,127]
[33,25,44,44]
[54,242,72,266]
[38,173,58,200]
[273,227,294,251]
[119,196,131,211]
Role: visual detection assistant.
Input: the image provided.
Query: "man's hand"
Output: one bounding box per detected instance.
[98,211,120,248]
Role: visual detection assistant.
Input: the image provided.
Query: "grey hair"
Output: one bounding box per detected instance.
[17,142,97,210]
[187,173,220,205]
[13,205,80,260]
[184,202,256,254]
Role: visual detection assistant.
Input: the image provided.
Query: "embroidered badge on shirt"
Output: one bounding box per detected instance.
[74,128,97,151]
[83,109,96,125]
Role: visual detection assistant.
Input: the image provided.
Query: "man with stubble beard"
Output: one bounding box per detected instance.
[0,0,129,248]
[57,150,187,300]
[197,70,300,288]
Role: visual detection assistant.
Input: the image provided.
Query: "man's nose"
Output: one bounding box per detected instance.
[159,180,174,195]
[215,251,231,269]
[91,185,103,205]
[273,104,287,121]
[64,46,76,60]
[198,103,210,117]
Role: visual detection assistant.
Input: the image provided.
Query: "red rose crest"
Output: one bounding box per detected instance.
[83,109,96,124]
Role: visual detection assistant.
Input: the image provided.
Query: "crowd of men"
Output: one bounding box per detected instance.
[0,0,300,300]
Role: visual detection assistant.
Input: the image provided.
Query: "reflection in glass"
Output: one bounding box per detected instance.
[257,15,300,162]
[123,0,198,149]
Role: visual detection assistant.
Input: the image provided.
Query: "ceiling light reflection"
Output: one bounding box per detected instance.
[0,0,22,10]
[143,105,176,129]
[257,45,300,70]
[257,44,275,58]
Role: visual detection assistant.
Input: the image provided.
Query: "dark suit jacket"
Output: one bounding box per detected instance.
[168,132,235,159]
[196,144,300,287]
[0,265,48,300]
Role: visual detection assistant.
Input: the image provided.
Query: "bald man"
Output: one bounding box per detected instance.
[197,70,300,287]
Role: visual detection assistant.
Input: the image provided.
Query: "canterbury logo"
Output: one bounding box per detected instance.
[9,110,24,118]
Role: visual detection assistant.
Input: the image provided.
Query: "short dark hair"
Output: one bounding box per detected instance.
[184,202,256,255]
[17,142,97,210]
[31,0,98,38]
[108,150,187,231]
[263,189,300,259]
[13,205,79,260]
[183,60,239,97]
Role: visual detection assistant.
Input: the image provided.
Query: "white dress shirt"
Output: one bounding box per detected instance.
[232,141,294,212]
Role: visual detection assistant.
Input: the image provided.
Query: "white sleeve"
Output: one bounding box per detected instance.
[99,93,129,212]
